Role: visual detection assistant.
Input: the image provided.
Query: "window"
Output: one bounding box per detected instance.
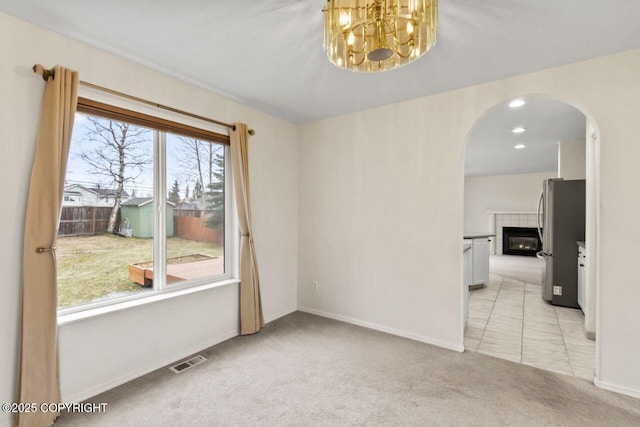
[57,98,231,310]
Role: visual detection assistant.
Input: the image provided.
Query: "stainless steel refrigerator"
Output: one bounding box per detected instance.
[537,178,585,308]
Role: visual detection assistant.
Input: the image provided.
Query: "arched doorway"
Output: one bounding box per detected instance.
[462,95,600,382]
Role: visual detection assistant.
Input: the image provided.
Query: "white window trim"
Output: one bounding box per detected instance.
[57,88,238,320]
[154,129,168,288]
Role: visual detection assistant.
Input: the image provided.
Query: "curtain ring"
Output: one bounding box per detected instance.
[240,233,250,237]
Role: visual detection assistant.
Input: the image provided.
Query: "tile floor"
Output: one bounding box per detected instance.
[464,273,596,380]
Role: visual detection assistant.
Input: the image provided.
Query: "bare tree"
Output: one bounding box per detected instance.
[175,137,220,206]
[80,117,152,233]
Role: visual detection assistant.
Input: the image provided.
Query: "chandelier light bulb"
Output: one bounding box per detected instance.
[407,21,414,34]
[347,32,355,46]
[340,11,351,27]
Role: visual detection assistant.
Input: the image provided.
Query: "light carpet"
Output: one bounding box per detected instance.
[56,312,640,426]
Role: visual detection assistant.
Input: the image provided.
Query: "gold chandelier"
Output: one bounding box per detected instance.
[323,0,437,72]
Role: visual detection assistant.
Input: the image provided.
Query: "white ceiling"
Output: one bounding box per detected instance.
[465,98,586,177]
[0,0,640,175]
[1,0,640,125]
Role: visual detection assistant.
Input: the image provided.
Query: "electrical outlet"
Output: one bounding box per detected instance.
[553,286,562,296]
[313,281,319,291]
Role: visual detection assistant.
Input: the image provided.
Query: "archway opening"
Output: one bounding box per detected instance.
[462,95,600,382]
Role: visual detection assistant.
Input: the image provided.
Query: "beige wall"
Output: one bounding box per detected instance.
[558,139,587,179]
[298,49,640,398]
[464,172,556,233]
[3,10,640,418]
[0,11,298,422]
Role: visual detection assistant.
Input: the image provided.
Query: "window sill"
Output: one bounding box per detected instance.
[58,278,240,326]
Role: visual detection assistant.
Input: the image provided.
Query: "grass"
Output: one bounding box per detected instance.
[57,234,223,308]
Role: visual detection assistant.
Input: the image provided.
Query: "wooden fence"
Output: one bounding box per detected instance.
[58,206,221,244]
[58,206,119,236]
[173,211,223,245]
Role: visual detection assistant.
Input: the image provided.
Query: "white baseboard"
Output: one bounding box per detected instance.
[594,377,640,399]
[583,326,596,341]
[298,306,464,353]
[264,306,298,323]
[62,306,298,404]
[63,329,239,404]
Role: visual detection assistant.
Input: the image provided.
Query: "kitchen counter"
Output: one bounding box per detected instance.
[464,232,496,239]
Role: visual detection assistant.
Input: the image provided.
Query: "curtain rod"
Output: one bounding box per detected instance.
[32,64,255,136]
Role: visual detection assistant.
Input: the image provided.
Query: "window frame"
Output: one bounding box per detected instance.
[57,95,236,317]
[76,97,230,145]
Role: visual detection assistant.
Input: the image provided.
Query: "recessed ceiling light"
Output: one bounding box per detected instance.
[514,144,526,149]
[509,99,526,108]
[512,127,526,134]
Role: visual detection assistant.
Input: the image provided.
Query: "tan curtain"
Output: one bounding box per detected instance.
[230,123,264,335]
[19,66,78,427]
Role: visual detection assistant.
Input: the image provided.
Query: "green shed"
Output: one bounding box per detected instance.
[120,197,174,238]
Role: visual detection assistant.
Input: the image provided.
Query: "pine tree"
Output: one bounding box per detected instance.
[192,180,203,201]
[185,184,190,200]
[205,148,225,229]
[168,179,181,205]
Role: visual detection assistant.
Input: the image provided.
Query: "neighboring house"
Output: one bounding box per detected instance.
[176,200,203,211]
[62,184,130,207]
[174,199,207,216]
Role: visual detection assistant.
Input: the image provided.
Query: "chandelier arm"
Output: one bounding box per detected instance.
[395,48,413,59]
[395,36,415,47]
[348,53,367,67]
[347,41,367,56]
[347,46,365,55]
[343,20,370,57]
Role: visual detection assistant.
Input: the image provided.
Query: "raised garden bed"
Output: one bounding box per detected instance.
[129,253,215,286]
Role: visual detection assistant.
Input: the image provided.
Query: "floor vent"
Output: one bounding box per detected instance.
[170,355,207,373]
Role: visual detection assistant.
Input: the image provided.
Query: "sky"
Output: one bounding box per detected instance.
[66,113,224,200]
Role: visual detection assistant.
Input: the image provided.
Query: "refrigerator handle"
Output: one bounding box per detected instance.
[537,189,544,244]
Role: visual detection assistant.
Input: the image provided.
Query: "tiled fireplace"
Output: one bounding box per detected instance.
[489,212,539,255]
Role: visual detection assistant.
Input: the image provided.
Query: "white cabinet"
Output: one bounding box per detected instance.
[472,238,490,286]
[577,244,586,311]
[463,242,473,289]
[463,240,472,324]
[463,235,493,292]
